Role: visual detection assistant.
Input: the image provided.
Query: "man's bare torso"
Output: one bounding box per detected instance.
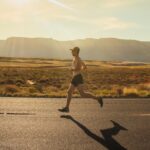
[72,57,83,76]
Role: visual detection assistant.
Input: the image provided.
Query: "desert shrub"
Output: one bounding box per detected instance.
[95,89,114,97]
[29,87,37,93]
[123,87,139,97]
[48,86,59,92]
[35,84,43,93]
[5,79,15,84]
[138,90,150,97]
[138,83,150,91]
[16,79,25,86]
[39,79,49,84]
[5,85,19,93]
[124,93,139,97]
[116,88,123,96]
[0,80,5,84]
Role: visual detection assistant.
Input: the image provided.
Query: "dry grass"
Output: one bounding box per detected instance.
[0,57,150,98]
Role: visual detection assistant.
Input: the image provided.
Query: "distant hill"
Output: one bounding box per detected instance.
[0,37,150,62]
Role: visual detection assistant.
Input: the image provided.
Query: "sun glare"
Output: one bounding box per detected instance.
[7,0,29,6]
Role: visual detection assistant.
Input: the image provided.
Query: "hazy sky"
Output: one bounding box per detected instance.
[0,0,150,41]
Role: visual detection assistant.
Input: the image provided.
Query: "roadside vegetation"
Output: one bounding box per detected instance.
[0,57,149,98]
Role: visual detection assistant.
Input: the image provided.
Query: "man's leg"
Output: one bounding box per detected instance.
[77,84,97,99]
[66,83,76,108]
[77,84,103,107]
[58,83,76,112]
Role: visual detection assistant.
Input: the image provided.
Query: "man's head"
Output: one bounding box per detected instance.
[70,47,80,57]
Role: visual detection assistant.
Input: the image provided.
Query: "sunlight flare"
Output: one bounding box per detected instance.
[6,0,29,6]
[48,0,73,10]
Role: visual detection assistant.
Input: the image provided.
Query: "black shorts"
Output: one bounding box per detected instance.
[71,74,84,87]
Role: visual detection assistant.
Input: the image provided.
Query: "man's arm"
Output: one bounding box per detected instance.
[81,60,87,70]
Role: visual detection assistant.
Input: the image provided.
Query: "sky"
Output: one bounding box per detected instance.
[0,0,150,41]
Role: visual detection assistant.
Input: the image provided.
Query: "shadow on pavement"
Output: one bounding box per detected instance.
[61,115,128,150]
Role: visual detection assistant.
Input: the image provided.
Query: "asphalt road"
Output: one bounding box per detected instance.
[0,97,150,150]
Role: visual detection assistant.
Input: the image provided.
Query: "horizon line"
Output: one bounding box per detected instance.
[0,36,149,42]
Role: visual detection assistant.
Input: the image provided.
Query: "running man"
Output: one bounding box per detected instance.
[58,47,103,113]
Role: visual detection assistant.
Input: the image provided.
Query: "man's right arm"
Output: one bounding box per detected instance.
[81,60,87,70]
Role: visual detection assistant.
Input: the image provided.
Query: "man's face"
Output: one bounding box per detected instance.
[71,50,78,56]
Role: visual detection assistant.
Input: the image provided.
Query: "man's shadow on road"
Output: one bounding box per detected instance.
[60,115,128,150]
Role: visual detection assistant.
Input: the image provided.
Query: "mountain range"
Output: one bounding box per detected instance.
[0,37,150,62]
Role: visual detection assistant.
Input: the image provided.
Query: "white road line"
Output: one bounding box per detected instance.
[139,114,150,116]
[133,114,150,116]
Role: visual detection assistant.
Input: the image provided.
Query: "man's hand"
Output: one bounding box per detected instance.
[82,65,87,70]
[81,60,87,70]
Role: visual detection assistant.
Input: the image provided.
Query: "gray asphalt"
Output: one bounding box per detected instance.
[0,97,150,150]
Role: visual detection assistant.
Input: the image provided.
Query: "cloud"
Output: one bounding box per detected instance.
[101,17,137,30]
[103,0,136,8]
[0,0,145,40]
[57,15,137,30]
[0,12,25,23]
[47,0,74,11]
